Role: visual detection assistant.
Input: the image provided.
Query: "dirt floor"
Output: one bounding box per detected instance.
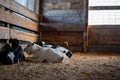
[0,52,120,80]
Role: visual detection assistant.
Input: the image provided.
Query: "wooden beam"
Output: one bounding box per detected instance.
[0,9,39,32]
[0,0,39,21]
[10,29,39,42]
[89,6,120,10]
[0,27,39,42]
[88,25,120,46]
[35,0,40,14]
[40,23,85,31]
[41,31,83,45]
[88,25,120,29]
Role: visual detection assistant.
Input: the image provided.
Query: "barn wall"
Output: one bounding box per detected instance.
[88,25,120,52]
[0,0,40,49]
[88,4,120,53]
[40,0,87,52]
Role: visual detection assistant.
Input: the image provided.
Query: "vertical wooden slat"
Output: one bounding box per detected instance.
[35,0,40,14]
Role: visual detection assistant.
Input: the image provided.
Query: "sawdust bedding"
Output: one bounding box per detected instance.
[0,52,120,80]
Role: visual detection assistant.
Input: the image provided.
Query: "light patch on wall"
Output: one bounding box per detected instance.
[88,10,120,25]
[89,0,120,6]
[14,0,28,7]
[14,0,35,11]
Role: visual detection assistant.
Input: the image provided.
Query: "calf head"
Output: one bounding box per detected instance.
[39,41,46,47]
[24,42,34,54]
[24,42,41,55]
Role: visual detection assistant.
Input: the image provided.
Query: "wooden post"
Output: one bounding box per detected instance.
[35,0,40,14]
[83,0,88,52]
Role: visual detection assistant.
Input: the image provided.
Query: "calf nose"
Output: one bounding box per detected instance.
[66,51,72,58]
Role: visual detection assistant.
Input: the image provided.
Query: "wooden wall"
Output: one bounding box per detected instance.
[88,25,120,52]
[0,0,40,48]
[40,0,88,52]
[88,4,120,53]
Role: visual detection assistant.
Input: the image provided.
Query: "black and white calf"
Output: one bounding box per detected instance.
[24,42,68,63]
[9,38,25,63]
[0,38,25,65]
[39,41,72,58]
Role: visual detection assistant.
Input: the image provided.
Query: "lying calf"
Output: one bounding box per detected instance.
[9,38,25,63]
[24,42,68,63]
[0,38,25,65]
[39,41,72,58]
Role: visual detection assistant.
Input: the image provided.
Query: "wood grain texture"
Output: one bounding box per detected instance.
[0,27,39,42]
[41,31,83,46]
[0,9,39,32]
[40,23,85,31]
[10,29,39,42]
[88,25,120,46]
[0,0,39,21]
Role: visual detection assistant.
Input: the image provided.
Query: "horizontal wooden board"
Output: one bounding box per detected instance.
[88,25,120,46]
[88,25,120,29]
[41,31,83,45]
[43,1,84,10]
[89,46,120,53]
[43,0,85,3]
[42,10,86,24]
[10,29,39,42]
[0,0,39,21]
[42,16,85,24]
[0,27,9,39]
[40,23,85,31]
[43,10,84,17]
[0,27,39,42]
[41,31,83,36]
[89,6,120,10]
[0,9,39,32]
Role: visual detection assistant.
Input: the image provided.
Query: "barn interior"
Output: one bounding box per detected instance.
[0,0,120,80]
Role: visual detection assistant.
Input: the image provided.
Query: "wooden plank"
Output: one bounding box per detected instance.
[88,25,120,46]
[42,10,85,24]
[88,25,120,29]
[43,0,85,3]
[41,31,83,45]
[0,0,39,21]
[89,6,120,10]
[0,27,9,39]
[89,46,120,53]
[40,23,85,31]
[0,27,39,42]
[0,9,39,32]
[43,10,83,17]
[35,0,40,14]
[10,29,39,42]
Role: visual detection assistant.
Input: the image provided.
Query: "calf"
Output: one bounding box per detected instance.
[39,41,72,58]
[0,42,13,65]
[24,42,68,63]
[0,38,25,65]
[9,38,25,63]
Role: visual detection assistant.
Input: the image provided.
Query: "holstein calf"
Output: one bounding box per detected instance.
[9,38,25,63]
[24,42,68,63]
[39,41,72,58]
[0,38,25,65]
